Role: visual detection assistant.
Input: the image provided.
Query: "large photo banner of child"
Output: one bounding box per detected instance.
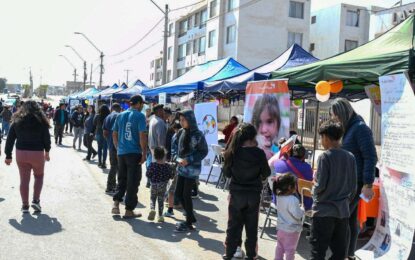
[194,101,219,182]
[356,73,415,260]
[243,79,290,159]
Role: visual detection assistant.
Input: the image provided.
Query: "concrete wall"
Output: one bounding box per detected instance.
[338,4,370,53]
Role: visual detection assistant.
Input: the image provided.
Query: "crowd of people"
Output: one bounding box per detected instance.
[0,94,378,260]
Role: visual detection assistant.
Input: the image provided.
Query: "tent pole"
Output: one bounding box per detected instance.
[311,101,320,170]
[301,98,306,144]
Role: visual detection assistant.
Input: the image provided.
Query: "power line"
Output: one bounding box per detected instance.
[108,17,164,57]
[170,0,206,12]
[110,39,163,65]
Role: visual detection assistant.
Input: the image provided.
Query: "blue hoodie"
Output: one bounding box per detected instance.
[175,110,208,179]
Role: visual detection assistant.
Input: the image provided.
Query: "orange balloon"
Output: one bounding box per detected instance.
[329,80,343,93]
[315,81,331,95]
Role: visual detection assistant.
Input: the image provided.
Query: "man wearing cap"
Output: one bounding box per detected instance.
[111,95,148,218]
[53,103,69,145]
[148,104,167,162]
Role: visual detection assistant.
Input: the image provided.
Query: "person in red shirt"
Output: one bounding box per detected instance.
[223,116,239,144]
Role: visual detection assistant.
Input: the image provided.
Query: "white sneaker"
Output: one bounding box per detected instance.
[233,247,244,259]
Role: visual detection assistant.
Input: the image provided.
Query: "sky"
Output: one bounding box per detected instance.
[0,0,411,88]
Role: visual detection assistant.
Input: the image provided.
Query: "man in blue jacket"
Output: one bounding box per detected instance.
[53,103,69,145]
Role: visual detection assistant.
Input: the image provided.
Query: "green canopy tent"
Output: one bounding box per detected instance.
[271,14,415,100]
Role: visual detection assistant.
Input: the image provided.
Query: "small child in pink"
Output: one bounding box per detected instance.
[273,173,304,260]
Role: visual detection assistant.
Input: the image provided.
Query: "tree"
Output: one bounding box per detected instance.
[22,84,30,98]
[0,78,7,92]
[36,85,48,98]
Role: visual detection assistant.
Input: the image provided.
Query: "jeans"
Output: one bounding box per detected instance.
[150,182,168,216]
[225,191,261,259]
[54,124,64,144]
[73,127,84,149]
[96,134,108,164]
[107,148,118,190]
[310,217,349,260]
[113,153,142,211]
[348,184,363,257]
[16,150,45,206]
[275,230,301,260]
[2,121,10,136]
[175,175,196,225]
[85,134,97,160]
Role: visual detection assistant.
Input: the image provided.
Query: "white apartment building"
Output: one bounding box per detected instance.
[309,3,373,60]
[149,0,311,88]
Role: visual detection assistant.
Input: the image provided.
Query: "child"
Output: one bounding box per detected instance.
[222,123,271,260]
[273,173,304,260]
[310,120,357,260]
[146,147,174,222]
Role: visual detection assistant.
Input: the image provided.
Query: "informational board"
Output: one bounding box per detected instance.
[357,73,415,260]
[159,92,166,105]
[69,99,80,108]
[297,108,306,131]
[194,102,219,183]
[243,79,290,159]
[365,84,382,115]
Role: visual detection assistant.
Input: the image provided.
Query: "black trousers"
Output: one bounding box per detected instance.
[310,216,349,260]
[348,184,363,257]
[225,191,260,258]
[175,175,196,225]
[113,153,142,211]
[85,134,97,159]
[107,148,118,190]
[55,124,64,144]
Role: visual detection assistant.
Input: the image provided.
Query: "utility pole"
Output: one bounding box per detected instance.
[29,68,33,97]
[149,1,169,85]
[65,45,87,91]
[124,69,132,85]
[73,69,77,83]
[90,63,93,88]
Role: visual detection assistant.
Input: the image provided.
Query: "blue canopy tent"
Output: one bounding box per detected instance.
[204,44,318,93]
[142,57,249,97]
[97,83,128,100]
[75,87,101,99]
[112,80,149,100]
[91,83,120,99]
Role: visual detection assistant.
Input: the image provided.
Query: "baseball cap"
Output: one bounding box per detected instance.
[129,95,147,105]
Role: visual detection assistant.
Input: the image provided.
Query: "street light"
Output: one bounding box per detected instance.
[65,45,87,90]
[59,54,78,83]
[74,32,104,89]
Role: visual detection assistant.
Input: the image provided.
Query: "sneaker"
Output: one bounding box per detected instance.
[73,144,76,149]
[191,194,199,199]
[98,162,102,168]
[123,210,142,219]
[233,247,245,259]
[157,216,165,222]
[101,164,107,169]
[164,211,175,218]
[92,152,97,159]
[174,223,195,233]
[105,188,116,195]
[111,201,120,215]
[83,157,91,161]
[21,205,30,213]
[148,210,156,221]
[31,200,42,213]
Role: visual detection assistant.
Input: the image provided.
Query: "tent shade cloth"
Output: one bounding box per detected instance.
[92,84,120,98]
[112,80,149,100]
[75,87,101,99]
[270,15,415,99]
[205,44,318,92]
[97,83,128,99]
[142,57,248,97]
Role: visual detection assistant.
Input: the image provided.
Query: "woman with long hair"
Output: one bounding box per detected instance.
[83,105,97,161]
[222,123,270,260]
[93,104,111,168]
[4,100,51,213]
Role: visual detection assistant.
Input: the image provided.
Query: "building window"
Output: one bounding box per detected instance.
[200,8,208,27]
[226,25,236,44]
[187,17,192,30]
[178,44,186,61]
[179,20,187,36]
[150,60,154,68]
[199,36,206,55]
[311,15,316,24]
[228,0,237,11]
[168,23,173,36]
[289,1,304,19]
[287,32,303,47]
[309,43,315,52]
[208,30,216,48]
[210,0,217,18]
[345,40,358,51]
[150,73,154,81]
[167,70,171,82]
[193,38,199,54]
[156,59,161,69]
[156,72,161,81]
[177,68,186,77]
[168,46,172,60]
[346,10,359,27]
[194,12,200,27]
[186,41,192,56]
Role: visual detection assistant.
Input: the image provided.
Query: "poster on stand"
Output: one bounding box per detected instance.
[243,79,290,160]
[356,73,415,260]
[159,92,166,105]
[194,102,219,183]
[365,85,382,115]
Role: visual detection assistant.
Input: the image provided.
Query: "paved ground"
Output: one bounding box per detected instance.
[0,131,340,260]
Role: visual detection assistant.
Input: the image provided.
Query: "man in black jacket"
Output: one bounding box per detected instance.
[71,105,84,150]
[53,103,69,145]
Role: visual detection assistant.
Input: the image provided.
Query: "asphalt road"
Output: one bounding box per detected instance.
[0,132,312,260]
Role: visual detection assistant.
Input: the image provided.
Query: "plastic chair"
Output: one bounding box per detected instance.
[205,144,224,185]
[297,178,313,232]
